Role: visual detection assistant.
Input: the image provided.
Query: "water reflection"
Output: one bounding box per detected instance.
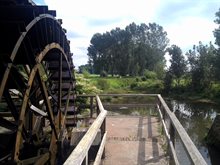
[167,100,220,165]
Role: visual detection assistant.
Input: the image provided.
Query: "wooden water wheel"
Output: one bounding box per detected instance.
[0,0,76,164]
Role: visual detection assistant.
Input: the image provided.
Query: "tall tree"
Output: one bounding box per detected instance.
[87,22,169,76]
[167,45,186,87]
[186,42,215,91]
[213,8,220,80]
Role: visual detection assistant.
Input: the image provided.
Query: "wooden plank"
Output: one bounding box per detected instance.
[96,95,105,112]
[99,94,158,97]
[30,105,47,117]
[64,109,107,165]
[103,103,156,108]
[78,94,158,98]
[0,112,12,117]
[157,94,207,165]
[93,132,107,165]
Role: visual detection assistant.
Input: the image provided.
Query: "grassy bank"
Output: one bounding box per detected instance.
[87,74,164,94]
[76,73,220,104]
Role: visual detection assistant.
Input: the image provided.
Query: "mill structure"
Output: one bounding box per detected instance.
[0,0,77,164]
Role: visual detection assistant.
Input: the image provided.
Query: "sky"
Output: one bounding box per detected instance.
[34,0,220,68]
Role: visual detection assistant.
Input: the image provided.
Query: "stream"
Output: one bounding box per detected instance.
[167,100,220,165]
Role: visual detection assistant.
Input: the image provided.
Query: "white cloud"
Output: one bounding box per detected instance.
[165,17,217,52]
[42,0,219,68]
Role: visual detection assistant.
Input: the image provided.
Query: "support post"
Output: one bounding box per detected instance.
[82,153,88,165]
[101,118,106,158]
[90,96,94,118]
[169,122,175,148]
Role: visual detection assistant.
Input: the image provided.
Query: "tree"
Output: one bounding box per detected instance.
[186,42,215,91]
[78,64,92,74]
[214,8,220,47]
[167,45,186,87]
[213,8,220,80]
[87,22,169,76]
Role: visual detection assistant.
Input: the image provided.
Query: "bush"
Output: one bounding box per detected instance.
[130,82,138,89]
[135,77,140,82]
[141,76,147,81]
[82,70,90,78]
[100,70,108,77]
[143,69,157,79]
[96,79,110,90]
[75,73,102,95]
[130,80,164,93]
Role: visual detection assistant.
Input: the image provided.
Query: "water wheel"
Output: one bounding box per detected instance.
[0,0,76,164]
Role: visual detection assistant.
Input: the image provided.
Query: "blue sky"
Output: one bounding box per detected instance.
[34,0,220,68]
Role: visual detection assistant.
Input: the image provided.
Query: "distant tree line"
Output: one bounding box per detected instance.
[86,22,169,76]
[79,8,220,96]
[165,8,220,94]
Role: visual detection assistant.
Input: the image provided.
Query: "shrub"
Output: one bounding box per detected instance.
[75,73,101,95]
[135,77,140,82]
[141,76,147,81]
[130,82,138,89]
[143,69,157,79]
[130,80,164,93]
[100,70,108,77]
[82,70,90,78]
[96,79,110,90]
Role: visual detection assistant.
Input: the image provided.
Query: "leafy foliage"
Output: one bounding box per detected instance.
[75,73,102,94]
[167,45,186,87]
[186,42,215,91]
[87,22,169,76]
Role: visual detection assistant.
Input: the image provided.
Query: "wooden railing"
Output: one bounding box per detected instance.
[98,94,207,165]
[64,95,107,165]
[157,94,207,165]
[64,94,207,165]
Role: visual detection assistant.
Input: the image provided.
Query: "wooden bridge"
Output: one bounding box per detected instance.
[64,94,207,165]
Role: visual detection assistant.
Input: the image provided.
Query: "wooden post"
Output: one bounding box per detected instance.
[82,153,88,165]
[169,122,175,148]
[101,118,106,158]
[90,96,94,118]
[96,99,100,117]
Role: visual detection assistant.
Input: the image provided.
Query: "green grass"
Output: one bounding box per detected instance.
[85,74,164,94]
[89,76,137,93]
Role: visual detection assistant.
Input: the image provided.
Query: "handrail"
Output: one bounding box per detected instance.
[65,94,207,165]
[64,95,107,165]
[157,94,207,165]
[93,132,107,165]
[157,104,180,165]
[77,94,158,97]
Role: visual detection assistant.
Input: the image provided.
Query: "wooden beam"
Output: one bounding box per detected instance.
[157,104,179,165]
[64,96,107,165]
[157,94,207,165]
[93,132,107,165]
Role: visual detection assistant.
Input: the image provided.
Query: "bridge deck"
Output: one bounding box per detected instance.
[102,115,168,165]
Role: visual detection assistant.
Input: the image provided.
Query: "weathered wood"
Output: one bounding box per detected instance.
[100,94,158,97]
[157,104,180,165]
[64,95,107,165]
[30,105,47,117]
[169,122,175,148]
[103,103,156,108]
[157,94,207,165]
[93,132,107,165]
[77,94,158,98]
[90,96,94,118]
